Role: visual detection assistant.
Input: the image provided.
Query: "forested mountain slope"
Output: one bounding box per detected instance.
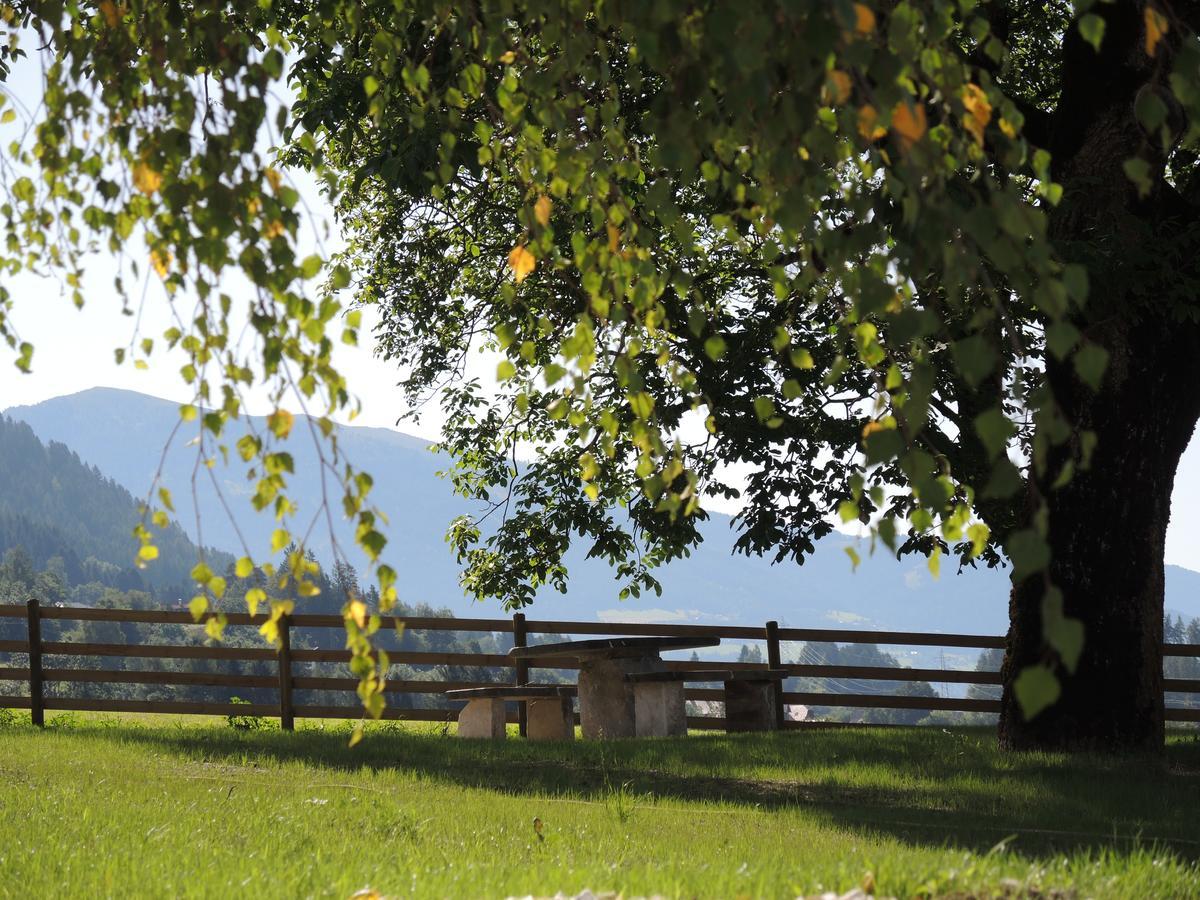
[0,415,232,592]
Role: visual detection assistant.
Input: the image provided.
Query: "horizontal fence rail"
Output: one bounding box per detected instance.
[1,601,1198,729]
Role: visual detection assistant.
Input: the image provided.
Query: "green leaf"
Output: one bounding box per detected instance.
[1014,664,1061,719]
[789,348,814,370]
[967,523,990,557]
[1122,157,1153,198]
[1073,343,1109,390]
[1046,614,1085,674]
[973,408,1015,458]
[1007,529,1051,580]
[863,428,904,466]
[704,335,727,359]
[752,396,775,422]
[1078,13,1105,52]
[951,335,997,388]
[299,254,323,279]
[843,545,861,571]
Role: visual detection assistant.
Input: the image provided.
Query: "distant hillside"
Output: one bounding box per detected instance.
[0,415,233,591]
[7,388,1200,645]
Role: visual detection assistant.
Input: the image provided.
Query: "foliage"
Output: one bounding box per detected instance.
[1,720,1198,896]
[2,1,1199,724]
[225,696,271,731]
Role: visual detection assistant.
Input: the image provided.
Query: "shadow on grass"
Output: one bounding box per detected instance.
[38,719,1200,860]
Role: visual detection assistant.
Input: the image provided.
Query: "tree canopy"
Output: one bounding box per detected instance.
[2,1,1198,748]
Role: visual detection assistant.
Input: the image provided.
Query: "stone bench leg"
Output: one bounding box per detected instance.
[724,680,778,733]
[526,697,574,741]
[632,682,687,737]
[457,698,506,739]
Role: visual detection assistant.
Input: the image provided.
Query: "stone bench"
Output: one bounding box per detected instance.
[623,669,789,735]
[445,685,575,741]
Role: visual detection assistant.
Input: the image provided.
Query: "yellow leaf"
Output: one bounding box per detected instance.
[497,51,516,64]
[98,0,124,29]
[961,84,992,146]
[132,161,162,195]
[892,101,927,149]
[150,248,172,278]
[188,595,208,620]
[245,587,266,617]
[263,220,285,240]
[606,223,620,252]
[265,167,283,192]
[825,70,852,105]
[857,104,887,141]
[270,528,291,554]
[235,557,254,578]
[854,3,876,35]
[507,245,535,283]
[998,117,1017,139]
[347,599,368,629]
[137,544,159,563]
[862,420,887,440]
[267,408,294,438]
[534,194,552,227]
[1145,6,1169,57]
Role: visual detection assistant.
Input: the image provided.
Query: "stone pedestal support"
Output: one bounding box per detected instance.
[457,698,507,739]
[527,696,575,741]
[725,680,778,733]
[632,681,688,737]
[577,655,665,739]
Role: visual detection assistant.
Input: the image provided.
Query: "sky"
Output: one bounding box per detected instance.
[0,46,1196,573]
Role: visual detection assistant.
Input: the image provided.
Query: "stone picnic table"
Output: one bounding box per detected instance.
[509,636,720,739]
[446,636,789,741]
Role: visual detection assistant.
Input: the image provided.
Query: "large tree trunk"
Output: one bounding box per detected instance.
[999,3,1200,752]
[998,320,1199,752]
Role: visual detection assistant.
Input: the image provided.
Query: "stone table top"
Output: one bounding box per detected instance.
[508,635,719,660]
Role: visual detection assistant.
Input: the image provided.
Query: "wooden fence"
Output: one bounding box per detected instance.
[1,599,1198,731]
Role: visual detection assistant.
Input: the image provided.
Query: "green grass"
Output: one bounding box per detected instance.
[0,713,1198,898]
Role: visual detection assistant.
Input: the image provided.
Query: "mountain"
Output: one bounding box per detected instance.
[6,388,1200,649]
[0,414,233,591]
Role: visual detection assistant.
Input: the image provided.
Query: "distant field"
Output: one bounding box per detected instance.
[0,713,1197,898]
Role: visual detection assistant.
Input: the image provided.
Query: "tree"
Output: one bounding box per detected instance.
[2,2,1198,751]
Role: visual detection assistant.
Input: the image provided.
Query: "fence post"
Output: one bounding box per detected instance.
[27,598,44,727]
[277,613,294,731]
[765,619,784,728]
[513,612,529,737]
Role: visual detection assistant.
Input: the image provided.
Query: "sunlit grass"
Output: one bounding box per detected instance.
[0,713,1197,898]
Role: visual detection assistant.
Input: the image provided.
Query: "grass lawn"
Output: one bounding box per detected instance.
[0,714,1197,898]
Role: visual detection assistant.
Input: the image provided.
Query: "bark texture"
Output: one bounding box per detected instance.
[999,3,1200,752]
